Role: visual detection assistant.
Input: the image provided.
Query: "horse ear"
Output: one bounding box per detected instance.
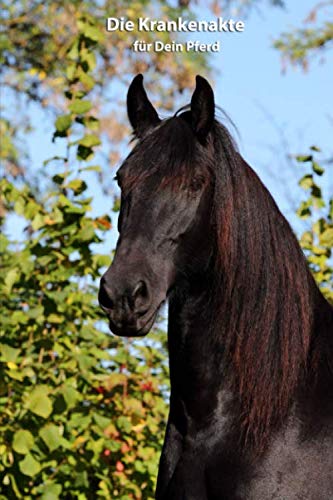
[191,75,215,143]
[127,74,161,138]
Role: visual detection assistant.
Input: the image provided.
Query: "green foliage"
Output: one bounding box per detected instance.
[0,18,169,499]
[295,148,333,303]
[0,0,210,182]
[274,3,333,70]
[274,22,333,69]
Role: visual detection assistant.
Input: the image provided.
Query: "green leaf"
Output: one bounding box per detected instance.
[31,213,45,230]
[27,305,44,319]
[320,228,333,247]
[77,223,95,241]
[79,164,101,173]
[300,231,313,249]
[6,369,24,381]
[93,254,111,268]
[313,219,325,236]
[82,51,96,71]
[55,115,71,133]
[295,155,312,163]
[83,117,99,131]
[0,343,20,363]
[312,161,324,175]
[77,144,94,161]
[66,63,76,81]
[19,454,41,477]
[112,196,121,212]
[39,424,61,452]
[297,200,311,219]
[93,413,111,430]
[67,179,87,194]
[69,100,92,114]
[116,416,132,433]
[40,483,62,500]
[47,313,62,324]
[82,24,104,43]
[14,198,25,216]
[78,70,95,91]
[26,386,53,419]
[67,40,79,60]
[298,174,313,190]
[52,173,66,185]
[12,430,34,454]
[311,184,322,199]
[311,196,325,209]
[4,268,19,294]
[62,386,80,409]
[78,134,101,148]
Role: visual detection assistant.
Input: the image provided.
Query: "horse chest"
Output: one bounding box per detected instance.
[160,414,333,500]
[239,419,333,500]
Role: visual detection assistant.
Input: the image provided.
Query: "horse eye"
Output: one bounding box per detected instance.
[190,176,205,192]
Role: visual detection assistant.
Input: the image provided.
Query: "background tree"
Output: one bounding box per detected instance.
[272,0,333,303]
[295,149,333,303]
[0,23,172,498]
[274,1,333,71]
[0,0,209,185]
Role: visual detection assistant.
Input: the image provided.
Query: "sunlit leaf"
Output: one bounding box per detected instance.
[12,430,34,455]
[39,424,62,452]
[26,386,53,419]
[19,454,41,477]
[69,100,92,114]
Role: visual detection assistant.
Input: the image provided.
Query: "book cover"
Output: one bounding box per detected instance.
[1,1,332,498]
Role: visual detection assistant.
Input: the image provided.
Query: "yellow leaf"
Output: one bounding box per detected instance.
[73,436,86,448]
[44,217,56,225]
[131,423,145,432]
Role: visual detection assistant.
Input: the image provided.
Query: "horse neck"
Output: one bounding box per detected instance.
[168,245,333,453]
[167,271,227,420]
[168,162,333,451]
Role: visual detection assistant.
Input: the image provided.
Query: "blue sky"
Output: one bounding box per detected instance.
[192,0,332,224]
[15,0,332,248]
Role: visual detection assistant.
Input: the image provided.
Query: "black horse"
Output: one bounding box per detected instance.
[99,74,333,499]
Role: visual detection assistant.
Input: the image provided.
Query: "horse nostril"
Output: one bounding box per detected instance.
[131,280,150,313]
[98,281,114,311]
[133,280,147,299]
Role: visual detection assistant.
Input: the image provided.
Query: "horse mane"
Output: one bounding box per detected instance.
[124,108,333,452]
[209,119,332,451]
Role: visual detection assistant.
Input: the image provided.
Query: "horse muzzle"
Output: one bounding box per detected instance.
[98,273,163,337]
